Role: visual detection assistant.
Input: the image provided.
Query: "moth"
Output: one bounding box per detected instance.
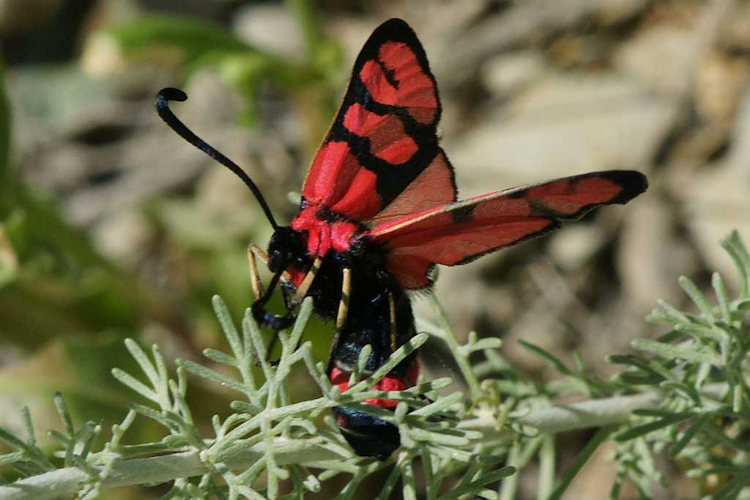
[156,18,647,460]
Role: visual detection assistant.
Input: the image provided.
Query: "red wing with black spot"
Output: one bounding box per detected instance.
[369,170,648,289]
[298,18,457,227]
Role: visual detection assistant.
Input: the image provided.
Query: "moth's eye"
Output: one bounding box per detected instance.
[268,248,286,273]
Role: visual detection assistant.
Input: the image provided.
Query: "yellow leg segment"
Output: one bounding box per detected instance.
[293,256,323,304]
[336,268,352,330]
[247,244,266,300]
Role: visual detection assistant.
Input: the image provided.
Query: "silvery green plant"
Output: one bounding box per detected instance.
[1,232,748,499]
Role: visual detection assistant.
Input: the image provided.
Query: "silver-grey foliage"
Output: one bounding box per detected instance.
[1,232,749,499]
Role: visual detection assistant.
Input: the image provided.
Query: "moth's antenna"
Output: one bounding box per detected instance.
[155,88,279,230]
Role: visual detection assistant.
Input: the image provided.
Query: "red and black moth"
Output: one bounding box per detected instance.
[156,18,647,460]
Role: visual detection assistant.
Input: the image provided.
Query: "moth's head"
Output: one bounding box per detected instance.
[267,226,307,274]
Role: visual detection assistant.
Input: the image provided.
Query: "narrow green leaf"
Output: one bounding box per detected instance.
[0,427,29,451]
[468,338,503,352]
[652,299,691,325]
[242,312,271,378]
[407,428,470,446]
[518,340,573,375]
[229,400,262,415]
[399,378,453,398]
[0,451,24,466]
[47,429,69,445]
[674,322,723,343]
[538,435,555,499]
[549,428,611,500]
[410,392,464,417]
[152,345,169,396]
[670,417,705,457]
[678,276,714,322]
[400,455,417,500]
[129,406,171,429]
[352,344,372,383]
[442,467,516,499]
[449,453,483,492]
[722,231,750,299]
[124,338,159,386]
[212,295,243,361]
[112,368,159,403]
[179,359,249,395]
[732,384,744,413]
[615,412,695,441]
[632,339,721,365]
[373,462,401,500]
[617,372,664,386]
[288,298,313,353]
[500,440,524,500]
[349,333,428,393]
[54,395,76,467]
[20,406,36,447]
[712,272,731,323]
[608,355,666,383]
[202,348,237,366]
[78,423,100,460]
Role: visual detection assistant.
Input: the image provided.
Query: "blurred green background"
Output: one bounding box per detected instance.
[1,0,749,498]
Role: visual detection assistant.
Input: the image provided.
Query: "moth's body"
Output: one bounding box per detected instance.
[267,225,417,459]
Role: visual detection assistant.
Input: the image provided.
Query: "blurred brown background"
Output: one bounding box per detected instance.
[1,0,748,498]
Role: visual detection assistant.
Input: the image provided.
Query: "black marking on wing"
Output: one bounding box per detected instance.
[322,18,446,209]
[450,204,476,224]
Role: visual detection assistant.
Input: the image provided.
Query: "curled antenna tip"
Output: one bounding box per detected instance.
[156,87,187,104]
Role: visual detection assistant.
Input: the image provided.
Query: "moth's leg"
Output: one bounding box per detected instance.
[249,244,292,283]
[335,267,352,331]
[247,244,265,300]
[388,292,397,353]
[293,256,323,304]
[326,331,343,376]
[250,270,295,366]
[248,242,293,317]
[249,243,269,264]
[327,267,351,376]
[267,280,301,360]
[248,244,293,364]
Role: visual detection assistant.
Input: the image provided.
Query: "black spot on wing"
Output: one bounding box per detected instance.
[540,170,648,220]
[376,58,399,89]
[506,187,530,199]
[326,18,443,209]
[594,170,648,204]
[451,204,476,224]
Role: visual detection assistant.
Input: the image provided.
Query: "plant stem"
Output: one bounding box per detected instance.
[512,391,665,433]
[0,439,346,500]
[424,293,483,399]
[464,382,726,435]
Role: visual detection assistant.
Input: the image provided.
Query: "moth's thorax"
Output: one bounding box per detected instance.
[291,204,364,257]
